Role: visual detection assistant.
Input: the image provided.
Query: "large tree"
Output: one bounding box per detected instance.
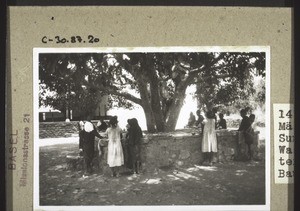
[194,52,266,112]
[39,54,105,120]
[39,52,265,132]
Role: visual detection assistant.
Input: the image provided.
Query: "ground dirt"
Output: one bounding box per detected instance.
[40,143,265,206]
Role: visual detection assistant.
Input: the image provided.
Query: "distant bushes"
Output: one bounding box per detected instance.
[226,119,265,128]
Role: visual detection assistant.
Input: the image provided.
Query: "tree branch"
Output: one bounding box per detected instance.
[179,65,205,88]
[201,73,232,81]
[107,87,143,105]
[83,81,143,105]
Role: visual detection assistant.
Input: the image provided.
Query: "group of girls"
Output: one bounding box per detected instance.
[79,116,143,177]
[201,108,256,166]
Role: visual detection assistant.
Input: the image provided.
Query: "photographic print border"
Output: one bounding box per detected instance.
[33,46,270,211]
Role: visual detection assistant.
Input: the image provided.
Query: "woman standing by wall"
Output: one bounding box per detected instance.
[81,120,103,176]
[244,114,256,161]
[201,110,218,166]
[106,116,124,177]
[127,118,143,174]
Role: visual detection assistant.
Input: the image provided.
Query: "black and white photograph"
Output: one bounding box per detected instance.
[33,47,270,210]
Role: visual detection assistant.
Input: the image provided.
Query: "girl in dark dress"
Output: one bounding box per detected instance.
[127,118,143,174]
[195,109,205,133]
[187,112,196,127]
[217,113,227,129]
[81,121,103,176]
[237,109,253,161]
[124,119,133,170]
[244,114,256,160]
[238,109,251,132]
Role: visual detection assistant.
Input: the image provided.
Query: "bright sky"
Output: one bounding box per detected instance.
[107,85,198,130]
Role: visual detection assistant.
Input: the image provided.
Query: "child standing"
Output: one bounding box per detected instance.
[81,121,103,176]
[127,118,143,174]
[217,113,227,129]
[244,114,256,161]
[106,116,124,177]
[201,110,218,166]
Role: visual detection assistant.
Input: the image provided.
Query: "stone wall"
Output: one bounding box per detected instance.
[40,122,264,173]
[140,133,203,170]
[40,121,97,139]
[140,130,260,168]
[69,129,263,174]
[39,122,79,139]
[217,130,260,162]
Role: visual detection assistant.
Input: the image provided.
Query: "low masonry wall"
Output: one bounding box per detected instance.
[132,130,260,168]
[39,121,265,139]
[39,121,98,139]
[65,129,263,174]
[39,122,78,139]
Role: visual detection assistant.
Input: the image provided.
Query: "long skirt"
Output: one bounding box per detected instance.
[83,144,94,173]
[128,145,141,169]
[107,139,124,167]
[202,121,217,152]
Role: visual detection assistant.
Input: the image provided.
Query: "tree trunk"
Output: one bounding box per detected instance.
[142,103,156,133]
[165,89,186,131]
[163,70,202,131]
[152,110,165,132]
[150,79,165,132]
[137,80,157,133]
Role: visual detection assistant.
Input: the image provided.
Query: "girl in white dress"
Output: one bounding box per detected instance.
[202,110,218,166]
[106,116,124,177]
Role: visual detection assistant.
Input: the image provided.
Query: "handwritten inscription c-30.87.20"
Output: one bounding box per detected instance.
[41,35,100,44]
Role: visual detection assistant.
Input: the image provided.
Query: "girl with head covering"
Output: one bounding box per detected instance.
[217,113,227,129]
[244,114,256,161]
[127,118,143,174]
[80,120,103,176]
[237,109,253,161]
[106,116,124,177]
[123,119,133,169]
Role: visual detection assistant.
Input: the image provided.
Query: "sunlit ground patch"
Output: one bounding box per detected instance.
[235,169,247,176]
[166,174,184,181]
[194,165,218,171]
[185,166,203,175]
[48,164,67,171]
[116,190,126,194]
[173,171,200,180]
[127,174,141,181]
[140,178,162,184]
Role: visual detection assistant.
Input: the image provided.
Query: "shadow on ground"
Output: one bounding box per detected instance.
[39,143,265,206]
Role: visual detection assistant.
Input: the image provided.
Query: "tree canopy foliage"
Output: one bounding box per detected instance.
[194,52,266,112]
[39,51,265,132]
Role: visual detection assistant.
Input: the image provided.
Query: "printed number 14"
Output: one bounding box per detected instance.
[279,110,292,118]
